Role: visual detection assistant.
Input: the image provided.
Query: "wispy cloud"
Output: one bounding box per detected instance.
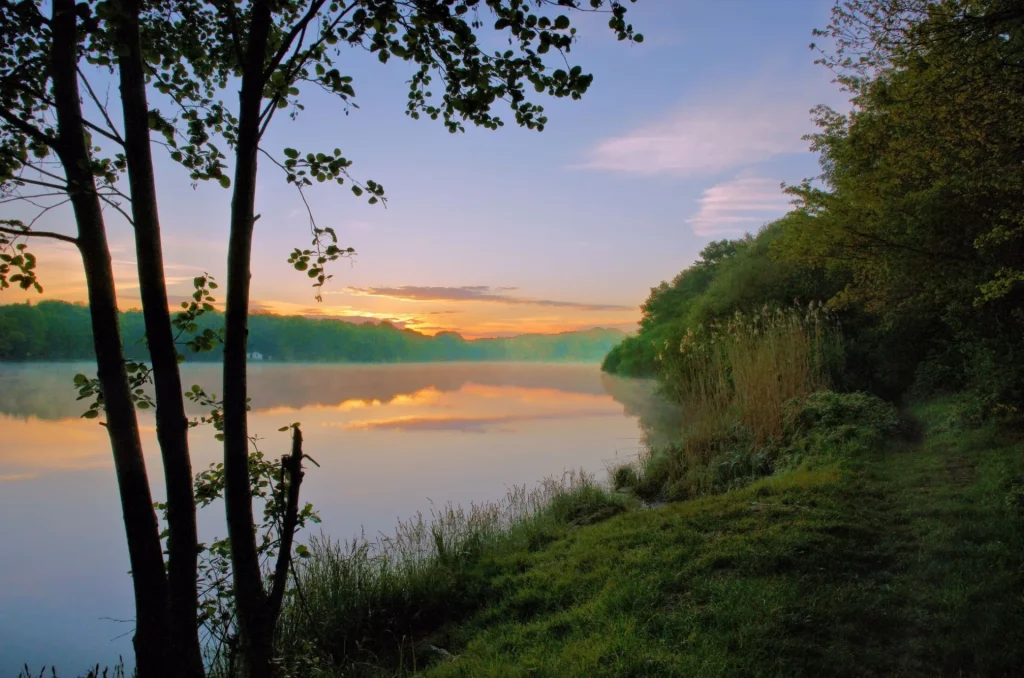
[250,299,426,329]
[573,82,816,177]
[344,286,631,312]
[687,174,794,237]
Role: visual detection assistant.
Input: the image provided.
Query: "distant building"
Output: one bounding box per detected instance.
[247,351,264,361]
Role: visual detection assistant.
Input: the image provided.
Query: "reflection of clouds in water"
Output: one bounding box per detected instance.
[0,473,37,482]
[0,362,683,480]
[0,363,613,421]
[0,414,114,478]
[260,387,444,416]
[339,409,620,433]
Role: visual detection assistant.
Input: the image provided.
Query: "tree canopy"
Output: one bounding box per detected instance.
[604,0,1024,411]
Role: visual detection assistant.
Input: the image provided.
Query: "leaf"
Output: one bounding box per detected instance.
[217,175,231,189]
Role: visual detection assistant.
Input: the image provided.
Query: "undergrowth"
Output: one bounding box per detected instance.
[617,304,856,501]
[272,471,631,676]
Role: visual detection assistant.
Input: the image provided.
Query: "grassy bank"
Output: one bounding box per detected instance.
[265,397,1023,677]
[411,399,1024,677]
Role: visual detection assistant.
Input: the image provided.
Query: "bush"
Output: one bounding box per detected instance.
[782,390,899,460]
[610,464,639,491]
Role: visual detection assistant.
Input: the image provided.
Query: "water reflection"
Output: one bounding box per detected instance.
[0,362,617,422]
[0,362,678,674]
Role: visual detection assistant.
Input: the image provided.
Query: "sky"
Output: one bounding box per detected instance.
[2,0,848,338]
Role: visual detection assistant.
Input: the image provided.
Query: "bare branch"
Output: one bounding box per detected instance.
[0,224,78,246]
[5,175,67,192]
[26,197,71,229]
[99,194,136,227]
[78,67,126,146]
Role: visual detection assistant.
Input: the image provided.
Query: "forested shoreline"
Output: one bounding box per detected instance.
[602,0,1024,414]
[0,300,625,363]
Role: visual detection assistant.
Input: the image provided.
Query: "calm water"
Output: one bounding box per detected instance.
[0,362,669,674]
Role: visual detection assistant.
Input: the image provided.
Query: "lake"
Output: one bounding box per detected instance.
[0,362,671,675]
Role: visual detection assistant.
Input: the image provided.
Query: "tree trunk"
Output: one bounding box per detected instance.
[222,0,274,674]
[50,0,169,674]
[112,0,204,674]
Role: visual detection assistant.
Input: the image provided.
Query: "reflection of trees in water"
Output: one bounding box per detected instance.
[600,373,685,450]
[0,362,613,421]
[0,364,688,450]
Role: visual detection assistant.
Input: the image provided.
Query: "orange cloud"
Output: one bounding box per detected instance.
[344,285,631,311]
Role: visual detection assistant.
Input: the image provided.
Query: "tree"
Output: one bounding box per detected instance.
[778,0,1024,399]
[3,0,643,675]
[150,2,642,673]
[0,1,198,674]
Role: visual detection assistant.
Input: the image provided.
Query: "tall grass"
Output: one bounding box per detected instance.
[272,470,628,676]
[626,303,841,499]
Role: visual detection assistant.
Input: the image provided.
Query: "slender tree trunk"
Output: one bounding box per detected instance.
[50,0,169,674]
[112,0,204,674]
[222,0,274,674]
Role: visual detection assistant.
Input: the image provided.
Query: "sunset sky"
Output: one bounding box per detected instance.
[2,0,846,338]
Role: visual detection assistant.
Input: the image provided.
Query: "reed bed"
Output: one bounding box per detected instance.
[624,303,841,499]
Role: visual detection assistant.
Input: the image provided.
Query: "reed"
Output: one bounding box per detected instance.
[633,303,841,499]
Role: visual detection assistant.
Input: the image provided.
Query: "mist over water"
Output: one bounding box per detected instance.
[0,362,677,674]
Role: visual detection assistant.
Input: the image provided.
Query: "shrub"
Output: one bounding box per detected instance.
[610,464,639,491]
[782,390,899,460]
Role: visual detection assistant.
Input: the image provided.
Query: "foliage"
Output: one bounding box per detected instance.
[0,221,42,293]
[602,224,846,382]
[781,390,900,462]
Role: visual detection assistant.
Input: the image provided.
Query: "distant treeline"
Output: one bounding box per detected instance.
[0,300,626,363]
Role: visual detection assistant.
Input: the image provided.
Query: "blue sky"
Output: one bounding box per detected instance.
[6,0,847,337]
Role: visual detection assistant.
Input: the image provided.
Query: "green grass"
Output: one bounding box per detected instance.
[410,400,1024,677]
[273,472,633,676]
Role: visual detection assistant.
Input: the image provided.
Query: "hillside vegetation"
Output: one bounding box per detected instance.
[0,301,624,363]
[603,0,1024,416]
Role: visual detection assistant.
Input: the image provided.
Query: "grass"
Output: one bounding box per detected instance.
[273,471,633,676]
[404,398,1023,677]
[631,304,843,500]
